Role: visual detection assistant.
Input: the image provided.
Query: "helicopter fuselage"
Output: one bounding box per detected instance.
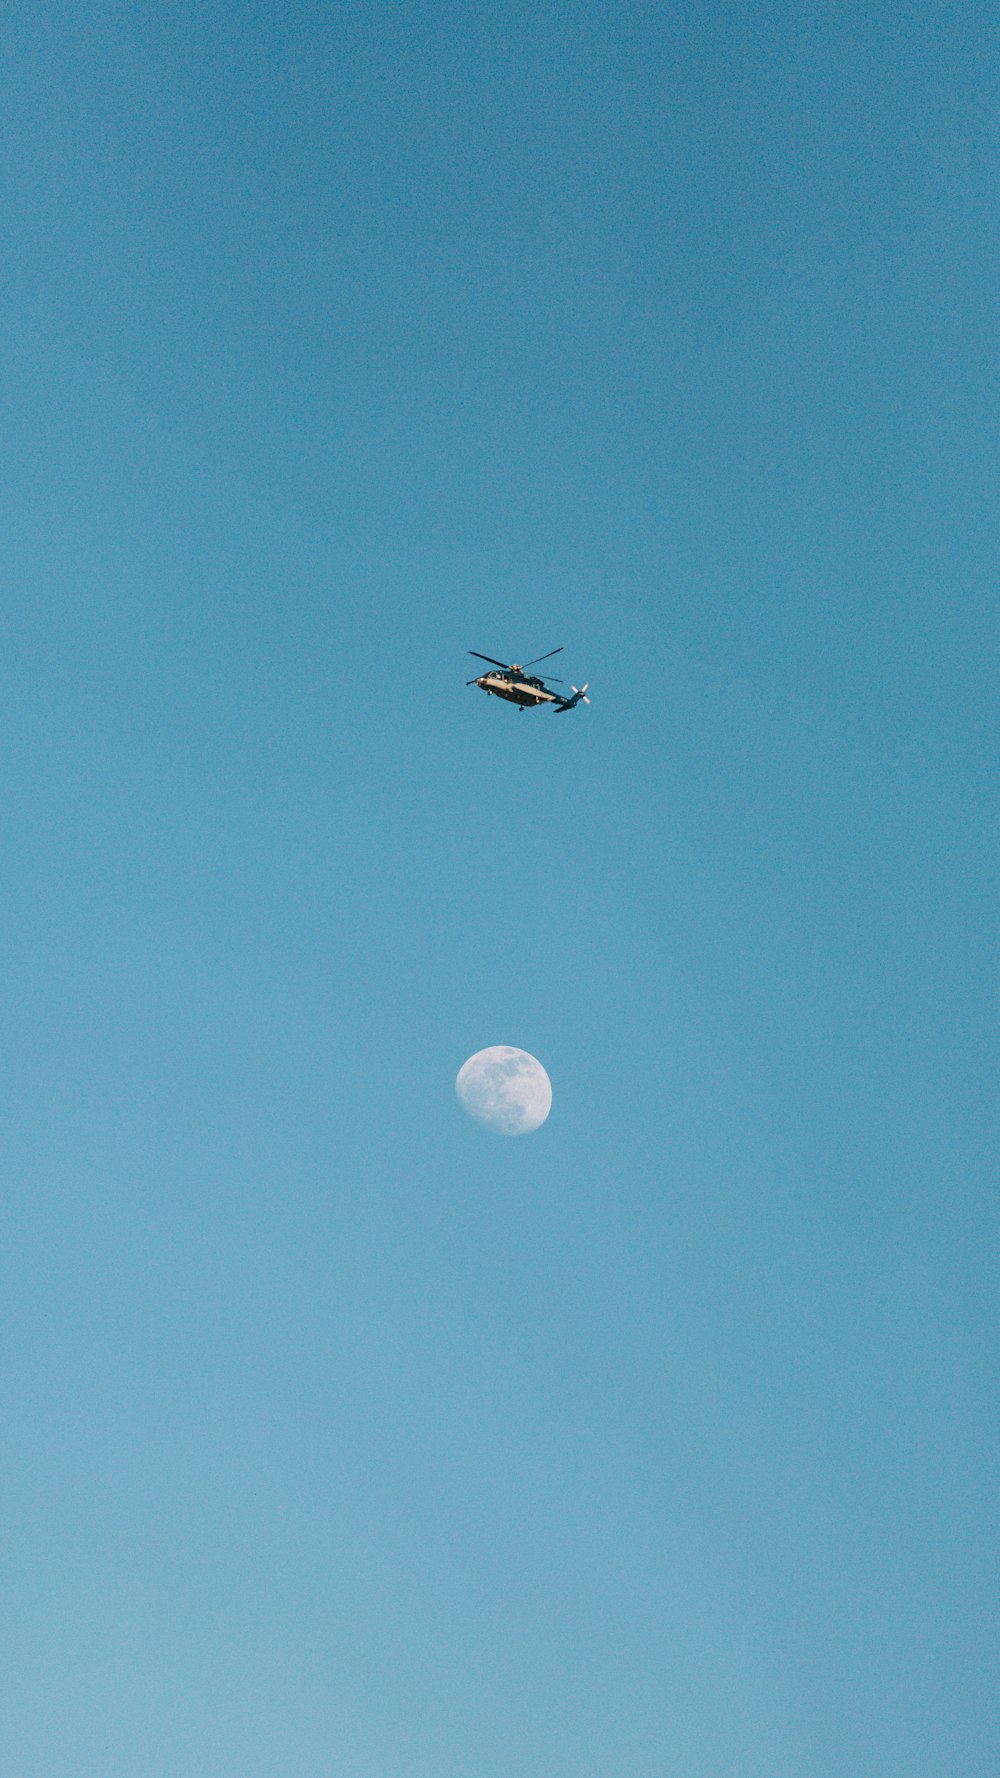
[473,670,558,708]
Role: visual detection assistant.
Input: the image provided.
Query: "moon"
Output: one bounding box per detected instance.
[455,1046,552,1136]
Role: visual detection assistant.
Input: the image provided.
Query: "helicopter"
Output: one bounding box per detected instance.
[467,648,590,713]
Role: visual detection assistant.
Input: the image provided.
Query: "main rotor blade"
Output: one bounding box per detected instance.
[523,647,563,667]
[468,651,511,670]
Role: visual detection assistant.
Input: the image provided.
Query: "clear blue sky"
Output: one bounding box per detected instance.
[3,2,997,1773]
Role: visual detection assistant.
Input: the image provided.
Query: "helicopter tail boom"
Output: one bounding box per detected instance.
[553,683,590,713]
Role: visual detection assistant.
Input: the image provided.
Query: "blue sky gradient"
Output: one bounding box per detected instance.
[3,2,997,1773]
